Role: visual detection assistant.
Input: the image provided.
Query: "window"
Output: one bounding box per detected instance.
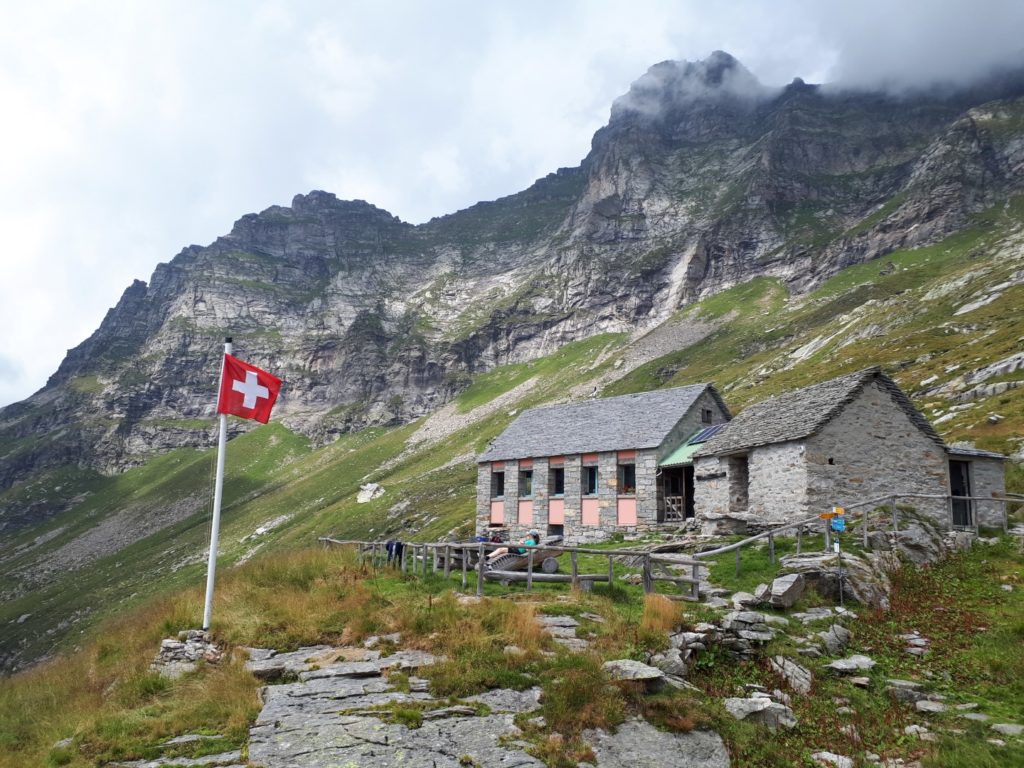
[618,463,636,495]
[701,408,714,424]
[550,467,565,496]
[491,471,505,498]
[583,466,598,495]
[519,470,533,498]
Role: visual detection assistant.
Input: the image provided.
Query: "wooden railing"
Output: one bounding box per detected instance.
[693,492,1020,577]
[320,493,1020,597]
[318,538,703,601]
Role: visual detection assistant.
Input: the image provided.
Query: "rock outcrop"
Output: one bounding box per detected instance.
[4,54,1024,512]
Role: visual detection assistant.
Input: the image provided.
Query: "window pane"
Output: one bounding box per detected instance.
[619,464,636,494]
[492,472,505,498]
[520,470,533,497]
[551,467,565,495]
[583,466,598,495]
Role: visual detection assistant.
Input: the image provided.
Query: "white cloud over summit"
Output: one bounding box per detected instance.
[1,0,1022,407]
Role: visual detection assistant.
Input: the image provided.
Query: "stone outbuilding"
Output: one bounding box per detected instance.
[692,367,1007,532]
[476,384,730,544]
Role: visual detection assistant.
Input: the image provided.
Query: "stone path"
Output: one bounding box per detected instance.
[242,642,733,767]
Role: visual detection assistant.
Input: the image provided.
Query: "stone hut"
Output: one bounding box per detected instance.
[476,384,730,544]
[691,367,1005,532]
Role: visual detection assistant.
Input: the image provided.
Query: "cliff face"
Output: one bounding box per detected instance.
[3,51,1024,503]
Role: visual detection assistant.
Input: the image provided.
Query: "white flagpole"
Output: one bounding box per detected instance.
[202,337,232,631]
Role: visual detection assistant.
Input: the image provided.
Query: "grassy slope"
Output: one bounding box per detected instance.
[2,534,1021,767]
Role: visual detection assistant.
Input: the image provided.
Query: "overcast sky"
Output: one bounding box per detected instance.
[2,0,1023,407]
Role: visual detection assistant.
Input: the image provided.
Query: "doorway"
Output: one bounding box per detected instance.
[949,460,973,527]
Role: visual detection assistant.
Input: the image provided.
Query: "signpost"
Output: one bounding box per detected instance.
[829,507,846,608]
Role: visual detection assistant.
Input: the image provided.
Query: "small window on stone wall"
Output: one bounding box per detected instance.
[618,463,636,495]
[550,467,565,496]
[519,470,533,498]
[491,472,505,498]
[702,408,714,424]
[583,466,598,496]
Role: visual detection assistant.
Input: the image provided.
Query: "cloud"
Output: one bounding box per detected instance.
[0,1,1022,408]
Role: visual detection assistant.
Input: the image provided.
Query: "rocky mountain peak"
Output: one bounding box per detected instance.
[611,51,771,121]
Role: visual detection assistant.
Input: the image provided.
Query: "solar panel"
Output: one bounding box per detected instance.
[687,423,726,445]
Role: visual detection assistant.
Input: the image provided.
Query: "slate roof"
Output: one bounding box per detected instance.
[695,367,944,457]
[947,446,1007,461]
[478,384,729,463]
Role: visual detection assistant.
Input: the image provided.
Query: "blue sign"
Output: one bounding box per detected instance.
[831,517,846,533]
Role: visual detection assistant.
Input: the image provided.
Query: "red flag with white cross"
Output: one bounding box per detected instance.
[217,354,282,424]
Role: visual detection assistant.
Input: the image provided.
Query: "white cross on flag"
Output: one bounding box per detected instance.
[217,354,282,423]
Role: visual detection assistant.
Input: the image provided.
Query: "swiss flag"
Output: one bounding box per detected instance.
[217,354,283,424]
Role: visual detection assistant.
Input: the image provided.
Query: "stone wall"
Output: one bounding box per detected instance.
[806,381,948,521]
[965,456,1007,529]
[747,442,808,523]
[693,456,729,516]
[476,448,663,544]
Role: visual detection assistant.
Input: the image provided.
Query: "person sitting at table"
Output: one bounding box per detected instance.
[487,529,540,563]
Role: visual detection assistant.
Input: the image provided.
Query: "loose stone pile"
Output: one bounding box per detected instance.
[150,630,224,679]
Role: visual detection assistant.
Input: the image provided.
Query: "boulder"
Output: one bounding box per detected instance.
[915,700,946,714]
[768,573,805,608]
[886,679,928,703]
[811,751,854,768]
[769,656,813,695]
[603,659,665,691]
[819,624,852,655]
[780,552,893,609]
[723,697,797,731]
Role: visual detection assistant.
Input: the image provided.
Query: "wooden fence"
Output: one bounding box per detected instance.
[320,492,1021,597]
[318,537,703,601]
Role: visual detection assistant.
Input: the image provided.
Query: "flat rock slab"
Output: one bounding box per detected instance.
[248,648,544,768]
[724,697,797,731]
[465,687,542,714]
[603,659,665,685]
[992,723,1024,736]
[112,752,242,767]
[769,656,812,695]
[584,720,729,768]
[827,655,876,674]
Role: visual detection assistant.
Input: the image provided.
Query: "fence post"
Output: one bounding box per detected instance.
[571,551,580,590]
[642,554,652,594]
[796,526,802,555]
[477,543,485,597]
[607,554,615,587]
[461,545,468,589]
[735,548,741,578]
[444,545,451,579]
[946,495,954,531]
[423,545,429,577]
[768,532,775,564]
[825,520,831,552]
[862,510,869,549]
[526,549,534,592]
[401,543,408,573]
[691,561,700,601]
[1003,498,1009,535]
[432,546,438,574]
[890,496,899,534]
